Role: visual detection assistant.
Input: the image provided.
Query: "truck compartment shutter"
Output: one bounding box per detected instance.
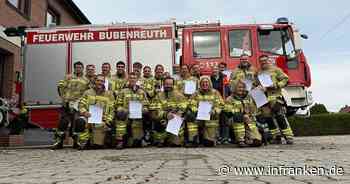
[24,43,67,105]
[72,41,127,74]
[131,39,173,74]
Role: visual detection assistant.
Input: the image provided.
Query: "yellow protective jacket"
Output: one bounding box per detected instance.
[139,77,156,98]
[111,74,128,91]
[188,89,224,115]
[150,89,188,119]
[57,74,89,103]
[84,75,96,89]
[175,76,198,95]
[224,94,257,119]
[114,87,149,112]
[188,76,224,115]
[230,67,258,90]
[258,66,289,100]
[78,89,115,125]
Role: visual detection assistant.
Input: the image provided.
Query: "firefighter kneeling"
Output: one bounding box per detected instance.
[185,76,224,147]
[150,77,187,147]
[74,74,114,150]
[114,72,149,149]
[224,80,262,147]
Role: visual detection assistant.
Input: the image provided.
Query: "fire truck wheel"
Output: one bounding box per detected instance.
[0,110,4,125]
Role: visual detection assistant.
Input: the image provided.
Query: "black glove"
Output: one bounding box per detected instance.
[232,112,244,123]
[223,111,233,119]
[116,110,128,121]
[184,109,196,122]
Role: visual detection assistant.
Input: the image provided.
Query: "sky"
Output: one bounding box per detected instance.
[73,0,350,112]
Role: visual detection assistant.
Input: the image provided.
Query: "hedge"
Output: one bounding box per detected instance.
[288,113,350,136]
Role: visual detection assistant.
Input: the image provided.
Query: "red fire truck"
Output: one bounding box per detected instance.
[23,18,312,128]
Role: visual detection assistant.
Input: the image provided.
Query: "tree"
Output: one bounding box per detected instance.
[310,103,329,114]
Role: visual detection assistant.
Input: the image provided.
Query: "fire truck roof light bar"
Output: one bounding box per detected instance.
[258,25,274,30]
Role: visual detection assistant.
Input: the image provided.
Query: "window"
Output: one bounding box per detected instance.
[8,0,19,8]
[228,30,252,57]
[258,29,295,56]
[46,9,60,26]
[7,0,30,17]
[193,32,221,58]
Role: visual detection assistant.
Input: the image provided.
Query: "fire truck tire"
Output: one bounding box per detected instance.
[0,110,3,126]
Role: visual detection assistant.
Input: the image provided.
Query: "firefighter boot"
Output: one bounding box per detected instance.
[266,117,282,144]
[203,120,218,147]
[186,122,199,147]
[275,114,294,145]
[73,117,87,149]
[115,120,127,149]
[52,131,65,149]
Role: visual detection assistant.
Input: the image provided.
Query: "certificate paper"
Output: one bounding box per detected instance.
[258,73,273,87]
[196,101,212,121]
[129,100,142,119]
[88,105,103,124]
[243,79,253,91]
[184,80,196,95]
[166,114,184,136]
[249,88,268,108]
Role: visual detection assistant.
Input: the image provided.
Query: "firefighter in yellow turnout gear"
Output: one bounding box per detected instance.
[257,55,294,144]
[150,77,188,147]
[224,80,262,147]
[53,61,89,149]
[175,65,198,98]
[111,61,128,91]
[114,72,149,149]
[186,76,224,147]
[139,66,156,98]
[230,54,258,91]
[74,74,114,149]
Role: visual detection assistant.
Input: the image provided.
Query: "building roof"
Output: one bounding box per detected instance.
[63,0,91,24]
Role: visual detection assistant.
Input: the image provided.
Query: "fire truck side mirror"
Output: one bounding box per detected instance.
[300,34,308,39]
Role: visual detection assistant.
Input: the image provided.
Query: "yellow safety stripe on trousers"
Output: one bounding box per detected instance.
[282,128,294,137]
[130,121,143,128]
[187,122,198,132]
[79,130,91,141]
[153,132,167,140]
[233,124,245,132]
[270,129,279,136]
[247,123,258,130]
[206,120,219,128]
[116,125,127,134]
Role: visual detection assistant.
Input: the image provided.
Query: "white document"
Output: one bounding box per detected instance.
[243,79,253,91]
[258,73,273,87]
[222,70,232,77]
[249,87,268,108]
[166,114,184,136]
[196,101,213,121]
[184,80,196,95]
[104,79,109,90]
[88,105,103,124]
[129,100,142,119]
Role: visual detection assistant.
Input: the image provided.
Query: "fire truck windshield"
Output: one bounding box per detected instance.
[258,28,295,56]
[193,31,221,58]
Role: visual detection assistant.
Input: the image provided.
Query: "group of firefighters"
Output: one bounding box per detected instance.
[53,54,294,150]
